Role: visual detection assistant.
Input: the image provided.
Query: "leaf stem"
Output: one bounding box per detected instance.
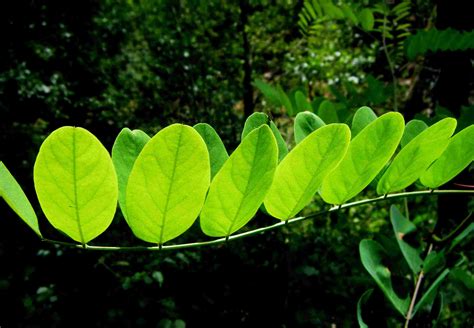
[40,189,473,252]
[404,243,433,328]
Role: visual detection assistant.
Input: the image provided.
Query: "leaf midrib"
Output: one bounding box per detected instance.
[72,128,86,244]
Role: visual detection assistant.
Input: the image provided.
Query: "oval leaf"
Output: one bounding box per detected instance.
[320,112,405,204]
[359,9,374,31]
[112,128,150,219]
[0,162,41,237]
[34,127,118,243]
[126,124,210,244]
[270,121,289,162]
[193,123,229,179]
[264,124,350,220]
[351,106,377,138]
[294,111,326,144]
[200,125,277,237]
[377,118,456,194]
[420,124,474,188]
[318,100,338,124]
[359,239,410,316]
[401,119,428,148]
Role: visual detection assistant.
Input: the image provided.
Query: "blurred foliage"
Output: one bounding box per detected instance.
[0,0,472,327]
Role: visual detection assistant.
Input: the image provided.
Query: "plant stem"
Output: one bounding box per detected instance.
[40,189,473,252]
[404,244,433,328]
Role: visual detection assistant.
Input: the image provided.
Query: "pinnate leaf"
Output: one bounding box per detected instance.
[200,125,277,237]
[320,112,404,204]
[264,124,350,220]
[34,127,118,243]
[126,124,210,244]
[0,162,41,237]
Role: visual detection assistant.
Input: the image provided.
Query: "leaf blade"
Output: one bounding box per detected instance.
[193,123,229,179]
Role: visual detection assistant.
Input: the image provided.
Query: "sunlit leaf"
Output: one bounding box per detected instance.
[320,112,404,204]
[270,121,288,162]
[0,162,41,237]
[34,127,118,243]
[200,125,277,237]
[420,124,474,188]
[264,124,350,220]
[194,123,229,179]
[112,128,150,219]
[359,239,410,317]
[126,124,210,244]
[390,206,423,274]
[294,111,326,144]
[401,120,428,148]
[377,118,456,194]
[351,106,377,138]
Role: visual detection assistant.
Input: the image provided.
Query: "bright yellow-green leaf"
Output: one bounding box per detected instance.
[320,112,404,204]
[351,106,377,138]
[126,124,210,244]
[377,118,456,194]
[420,124,474,188]
[401,119,428,148]
[264,124,350,220]
[193,123,229,179]
[34,127,118,243]
[200,125,277,237]
[294,111,326,144]
[0,162,41,237]
[112,128,150,219]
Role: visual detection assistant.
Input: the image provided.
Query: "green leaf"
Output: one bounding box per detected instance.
[242,112,269,140]
[294,111,326,144]
[253,79,281,107]
[341,4,359,25]
[423,251,446,277]
[278,86,294,116]
[0,162,41,237]
[377,118,456,194]
[401,120,428,148]
[242,112,288,161]
[450,268,474,290]
[318,100,338,123]
[359,239,410,317]
[449,222,473,252]
[320,112,405,204]
[357,289,373,328]
[200,125,277,237]
[193,123,229,179]
[270,121,289,162]
[294,91,312,113]
[351,106,377,138]
[420,124,474,188]
[33,127,118,243]
[112,128,150,219]
[390,205,423,274]
[126,124,210,244]
[359,9,375,31]
[264,124,350,220]
[412,269,450,318]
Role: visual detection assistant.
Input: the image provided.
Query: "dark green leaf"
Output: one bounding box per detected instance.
[357,289,373,328]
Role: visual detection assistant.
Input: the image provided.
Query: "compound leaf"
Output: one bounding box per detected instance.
[34,127,118,244]
[112,128,150,219]
[194,123,229,179]
[0,162,41,237]
[200,125,277,237]
[264,124,350,220]
[420,124,474,188]
[126,124,210,244]
[377,118,456,194]
[320,112,404,204]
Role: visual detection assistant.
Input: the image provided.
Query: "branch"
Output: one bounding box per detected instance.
[41,189,473,252]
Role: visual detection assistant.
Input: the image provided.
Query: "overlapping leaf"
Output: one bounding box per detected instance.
[34,127,118,244]
[193,123,229,179]
[320,112,405,204]
[377,118,456,194]
[0,162,41,237]
[400,119,428,148]
[200,125,277,237]
[351,106,377,138]
[420,124,474,188]
[264,124,350,220]
[126,124,210,244]
[294,111,325,144]
[112,128,150,219]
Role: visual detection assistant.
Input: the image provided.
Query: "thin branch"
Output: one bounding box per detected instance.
[40,189,473,252]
